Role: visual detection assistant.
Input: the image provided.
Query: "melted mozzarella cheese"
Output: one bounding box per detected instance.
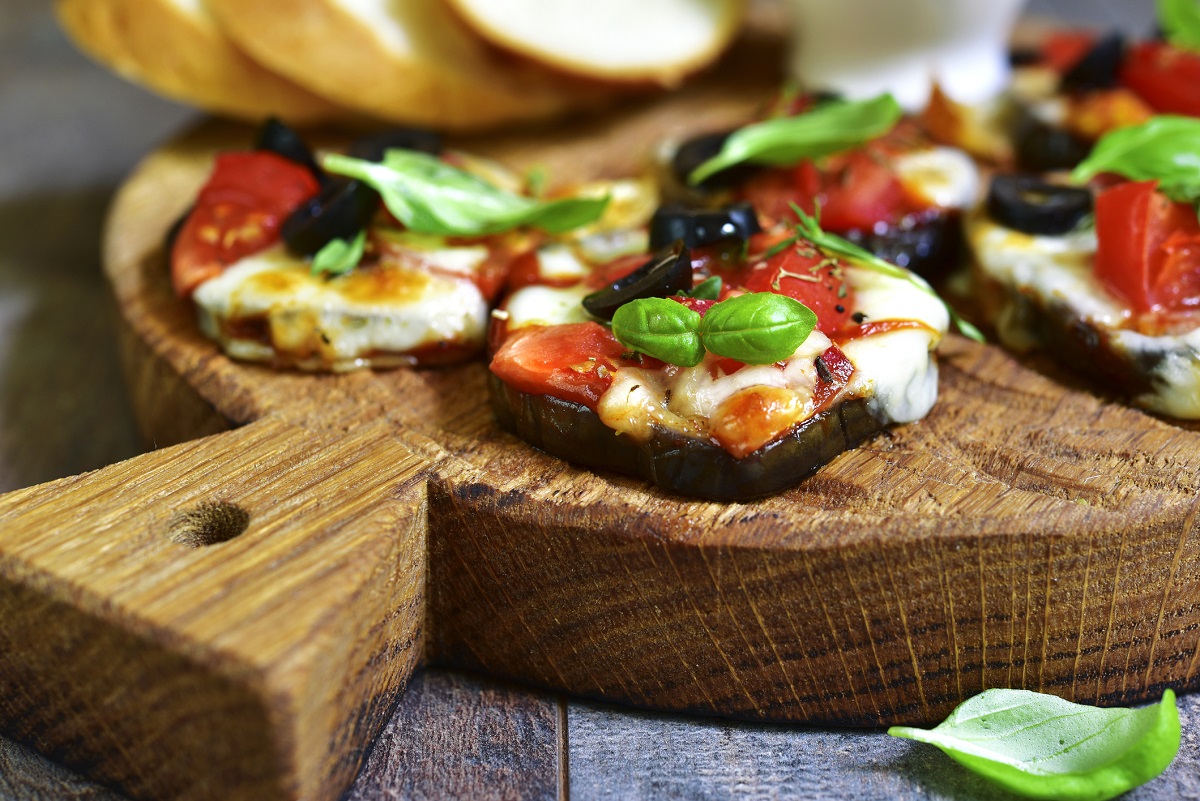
[848,265,949,333]
[841,264,946,423]
[375,230,491,277]
[193,244,487,371]
[840,330,940,424]
[564,177,655,262]
[596,332,832,447]
[503,284,592,329]
[970,214,1200,418]
[536,244,592,282]
[892,147,980,210]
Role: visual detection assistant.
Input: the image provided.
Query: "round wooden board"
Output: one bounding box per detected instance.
[102,53,1200,729]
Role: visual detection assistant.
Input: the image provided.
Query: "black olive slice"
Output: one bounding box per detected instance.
[671,130,763,191]
[1012,104,1091,172]
[347,128,442,162]
[582,242,693,321]
[648,202,762,251]
[844,214,965,280]
[1008,46,1043,67]
[986,175,1093,236]
[254,117,323,180]
[1060,32,1125,92]
[488,374,888,502]
[281,179,378,257]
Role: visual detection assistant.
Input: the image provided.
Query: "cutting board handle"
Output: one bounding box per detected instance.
[0,413,428,801]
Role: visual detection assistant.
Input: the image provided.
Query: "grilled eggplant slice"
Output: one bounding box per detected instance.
[488,374,888,502]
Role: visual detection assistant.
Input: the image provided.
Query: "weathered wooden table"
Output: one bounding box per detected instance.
[2,1,1197,799]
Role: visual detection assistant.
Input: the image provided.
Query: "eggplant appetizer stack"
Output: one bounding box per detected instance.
[484,93,996,500]
[488,202,953,501]
[170,120,623,371]
[969,116,1200,419]
[663,93,981,281]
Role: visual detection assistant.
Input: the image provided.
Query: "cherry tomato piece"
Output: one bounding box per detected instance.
[1040,31,1098,74]
[740,149,923,233]
[490,322,637,409]
[1119,41,1200,117]
[741,243,855,333]
[1094,180,1200,314]
[171,152,320,297]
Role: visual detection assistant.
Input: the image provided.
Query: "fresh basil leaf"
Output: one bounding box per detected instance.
[686,276,723,300]
[1071,116,1200,202]
[311,229,367,276]
[1159,0,1200,52]
[323,150,608,236]
[889,689,1180,801]
[791,206,985,343]
[611,298,704,367]
[688,93,903,185]
[699,293,816,365]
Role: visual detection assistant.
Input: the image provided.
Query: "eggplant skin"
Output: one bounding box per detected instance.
[488,374,889,502]
[844,213,965,281]
[991,283,1163,401]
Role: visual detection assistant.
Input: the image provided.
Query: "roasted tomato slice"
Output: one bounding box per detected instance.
[740,148,922,233]
[1039,31,1100,74]
[741,240,856,333]
[1094,180,1200,314]
[1119,41,1200,117]
[171,152,321,297]
[490,322,639,410]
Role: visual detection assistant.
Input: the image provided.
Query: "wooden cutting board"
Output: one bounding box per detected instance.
[2,19,1199,801]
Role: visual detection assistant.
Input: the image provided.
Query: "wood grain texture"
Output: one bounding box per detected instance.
[0,414,427,801]
[347,670,561,801]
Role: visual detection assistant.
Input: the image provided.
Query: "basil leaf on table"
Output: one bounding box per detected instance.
[311,229,367,276]
[688,93,903,185]
[323,150,608,236]
[1071,116,1200,203]
[611,298,705,367]
[699,293,816,365]
[1158,0,1200,53]
[889,689,1181,801]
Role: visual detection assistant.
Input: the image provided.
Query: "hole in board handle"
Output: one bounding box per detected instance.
[168,501,250,547]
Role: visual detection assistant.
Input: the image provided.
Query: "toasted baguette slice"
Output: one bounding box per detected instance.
[205,0,621,131]
[445,0,745,86]
[55,0,347,123]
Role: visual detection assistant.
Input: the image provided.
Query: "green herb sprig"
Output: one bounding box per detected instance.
[323,150,608,237]
[1158,0,1200,52]
[789,206,985,342]
[890,689,1181,801]
[611,293,817,367]
[311,230,367,276]
[1071,116,1200,203]
[688,93,903,185]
